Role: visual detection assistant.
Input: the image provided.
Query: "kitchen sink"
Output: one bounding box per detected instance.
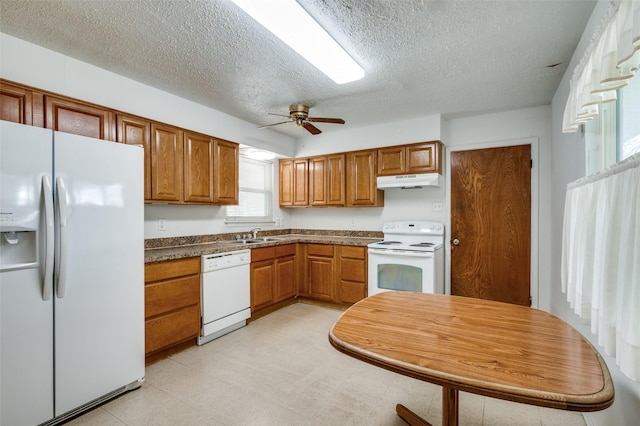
[222,237,282,245]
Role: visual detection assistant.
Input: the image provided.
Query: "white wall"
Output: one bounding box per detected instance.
[549,1,640,425]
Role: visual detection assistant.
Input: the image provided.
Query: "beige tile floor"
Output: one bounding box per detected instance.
[68,303,587,425]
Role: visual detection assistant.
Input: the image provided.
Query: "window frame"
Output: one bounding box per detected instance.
[225,155,275,225]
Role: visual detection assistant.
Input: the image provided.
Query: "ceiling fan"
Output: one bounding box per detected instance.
[259,104,345,135]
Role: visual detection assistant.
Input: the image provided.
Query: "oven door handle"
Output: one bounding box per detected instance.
[368,248,434,257]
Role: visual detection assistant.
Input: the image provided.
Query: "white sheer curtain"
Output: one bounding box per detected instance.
[561,153,640,381]
[563,0,640,132]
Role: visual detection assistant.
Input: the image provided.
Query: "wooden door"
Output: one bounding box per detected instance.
[275,254,296,302]
[116,114,151,200]
[213,139,239,205]
[183,131,214,203]
[450,145,531,306]
[307,244,335,301]
[150,123,183,202]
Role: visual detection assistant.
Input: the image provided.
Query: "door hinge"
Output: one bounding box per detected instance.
[530,159,533,168]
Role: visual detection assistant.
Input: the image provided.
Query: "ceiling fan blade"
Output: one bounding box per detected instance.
[302,122,322,135]
[307,117,345,124]
[258,120,293,129]
[268,112,292,118]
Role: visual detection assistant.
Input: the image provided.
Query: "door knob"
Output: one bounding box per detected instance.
[452,238,460,246]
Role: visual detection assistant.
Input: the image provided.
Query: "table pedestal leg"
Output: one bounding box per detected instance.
[442,387,459,426]
[395,387,459,426]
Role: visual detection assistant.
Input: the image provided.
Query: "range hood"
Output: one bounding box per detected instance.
[376,173,441,189]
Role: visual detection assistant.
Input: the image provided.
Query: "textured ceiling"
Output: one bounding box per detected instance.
[0,0,596,138]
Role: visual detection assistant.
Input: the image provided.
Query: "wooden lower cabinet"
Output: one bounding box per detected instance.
[305,244,335,301]
[250,244,297,313]
[338,246,367,303]
[144,257,200,362]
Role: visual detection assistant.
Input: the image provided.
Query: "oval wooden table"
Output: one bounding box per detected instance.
[328,292,614,426]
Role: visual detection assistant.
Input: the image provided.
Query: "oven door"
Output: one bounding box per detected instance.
[368,248,436,296]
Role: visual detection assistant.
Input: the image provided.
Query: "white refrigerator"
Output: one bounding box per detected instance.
[0,120,145,425]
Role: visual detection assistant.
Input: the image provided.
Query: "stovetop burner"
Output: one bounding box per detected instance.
[409,242,435,247]
[377,241,402,245]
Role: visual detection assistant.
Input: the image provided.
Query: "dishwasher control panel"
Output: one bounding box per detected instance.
[202,249,251,272]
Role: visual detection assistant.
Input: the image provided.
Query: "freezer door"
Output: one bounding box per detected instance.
[53,132,145,416]
[0,121,54,425]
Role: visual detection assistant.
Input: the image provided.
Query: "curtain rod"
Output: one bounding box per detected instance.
[567,152,640,190]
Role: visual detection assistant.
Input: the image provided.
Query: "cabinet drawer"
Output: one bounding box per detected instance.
[145,257,200,282]
[341,258,366,282]
[252,246,276,262]
[145,275,200,318]
[275,244,296,257]
[340,282,366,304]
[145,305,200,354]
[308,244,334,257]
[341,246,365,260]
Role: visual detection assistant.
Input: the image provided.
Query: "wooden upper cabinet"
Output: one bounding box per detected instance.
[327,154,346,206]
[279,158,309,207]
[0,80,35,125]
[377,141,442,176]
[309,154,345,207]
[44,95,113,140]
[116,114,152,200]
[346,149,384,207]
[213,138,239,205]
[279,159,294,207]
[183,131,214,203]
[151,123,183,202]
[377,146,405,176]
[293,158,309,206]
[406,141,441,174]
[309,156,328,206]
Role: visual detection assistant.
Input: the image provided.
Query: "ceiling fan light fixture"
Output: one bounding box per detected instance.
[231,0,364,84]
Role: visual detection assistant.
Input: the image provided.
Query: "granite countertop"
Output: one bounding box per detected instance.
[145,231,383,263]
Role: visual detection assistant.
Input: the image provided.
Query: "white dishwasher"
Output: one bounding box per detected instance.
[198,249,251,345]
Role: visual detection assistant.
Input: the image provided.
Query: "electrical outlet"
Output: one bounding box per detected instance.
[158,219,167,231]
[432,202,443,212]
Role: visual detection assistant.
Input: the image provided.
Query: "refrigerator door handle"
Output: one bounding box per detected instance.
[42,175,54,301]
[55,176,69,298]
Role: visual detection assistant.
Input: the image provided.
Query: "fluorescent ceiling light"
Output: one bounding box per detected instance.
[231,0,364,84]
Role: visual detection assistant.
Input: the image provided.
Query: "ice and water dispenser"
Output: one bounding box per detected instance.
[0,208,39,271]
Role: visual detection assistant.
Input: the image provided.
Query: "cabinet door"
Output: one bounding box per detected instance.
[0,81,33,125]
[44,95,112,140]
[251,260,275,312]
[293,158,309,206]
[406,142,441,174]
[213,138,239,205]
[116,114,151,200]
[327,153,345,206]
[183,131,214,203]
[307,244,335,301]
[377,146,406,176]
[279,159,294,207]
[346,150,384,207]
[275,255,296,302]
[309,156,327,206]
[150,123,183,202]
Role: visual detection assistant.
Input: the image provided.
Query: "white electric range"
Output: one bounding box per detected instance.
[368,221,445,296]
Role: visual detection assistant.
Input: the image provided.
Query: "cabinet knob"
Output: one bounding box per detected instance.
[452,238,460,246]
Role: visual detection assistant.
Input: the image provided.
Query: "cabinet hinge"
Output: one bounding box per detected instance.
[530,159,533,168]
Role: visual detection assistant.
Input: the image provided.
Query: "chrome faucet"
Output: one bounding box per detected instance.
[249,228,261,239]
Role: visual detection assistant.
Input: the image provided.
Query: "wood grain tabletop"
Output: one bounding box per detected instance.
[329,291,614,412]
